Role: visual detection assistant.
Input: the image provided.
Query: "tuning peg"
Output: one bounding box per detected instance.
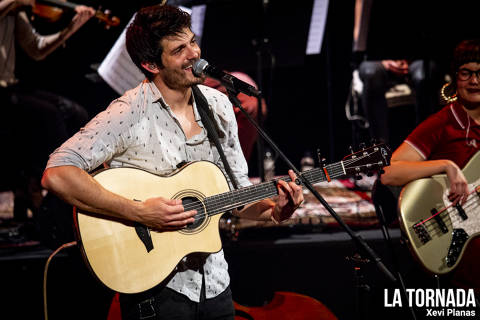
[370,137,377,146]
[349,145,354,154]
[316,148,322,166]
[359,142,366,150]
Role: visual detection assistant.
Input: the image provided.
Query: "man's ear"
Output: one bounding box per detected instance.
[141,62,159,74]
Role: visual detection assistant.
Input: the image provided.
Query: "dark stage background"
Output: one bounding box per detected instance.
[16,0,477,171]
[5,0,479,319]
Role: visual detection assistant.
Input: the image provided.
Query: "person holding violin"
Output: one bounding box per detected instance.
[0,0,94,220]
[0,0,95,85]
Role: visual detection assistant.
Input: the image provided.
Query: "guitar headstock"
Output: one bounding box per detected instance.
[342,143,391,177]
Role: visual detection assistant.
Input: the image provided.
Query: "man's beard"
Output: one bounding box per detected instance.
[162,66,204,90]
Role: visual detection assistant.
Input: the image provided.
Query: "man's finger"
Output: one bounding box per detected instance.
[278,180,293,196]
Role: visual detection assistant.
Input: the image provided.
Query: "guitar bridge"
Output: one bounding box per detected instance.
[413,221,431,244]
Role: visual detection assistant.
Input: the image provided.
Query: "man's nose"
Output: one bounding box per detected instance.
[187,44,200,60]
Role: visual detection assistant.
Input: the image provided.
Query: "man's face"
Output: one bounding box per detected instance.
[457,62,480,109]
[158,28,204,90]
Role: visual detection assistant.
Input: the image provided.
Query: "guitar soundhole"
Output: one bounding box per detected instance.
[182,196,207,231]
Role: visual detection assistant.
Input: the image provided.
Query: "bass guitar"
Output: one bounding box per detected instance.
[75,144,390,293]
[398,151,480,275]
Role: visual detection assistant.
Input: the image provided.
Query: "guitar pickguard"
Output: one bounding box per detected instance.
[443,180,480,237]
[442,180,480,268]
[446,229,469,267]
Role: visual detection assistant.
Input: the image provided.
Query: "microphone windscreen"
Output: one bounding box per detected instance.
[192,59,208,77]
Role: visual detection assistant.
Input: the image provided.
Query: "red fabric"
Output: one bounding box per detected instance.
[405,102,480,168]
[107,293,121,320]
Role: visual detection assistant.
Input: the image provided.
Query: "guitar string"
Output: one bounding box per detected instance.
[418,195,479,234]
[180,152,383,221]
[413,189,480,239]
[183,163,380,220]
[424,200,479,236]
[182,169,329,217]
[414,185,479,229]
[425,207,480,239]
[182,152,376,216]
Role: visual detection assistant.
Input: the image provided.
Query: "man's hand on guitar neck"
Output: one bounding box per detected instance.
[232,170,304,223]
[136,197,197,231]
[271,170,304,223]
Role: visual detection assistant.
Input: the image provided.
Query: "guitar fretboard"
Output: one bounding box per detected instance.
[204,162,346,216]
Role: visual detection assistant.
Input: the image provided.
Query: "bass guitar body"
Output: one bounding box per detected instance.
[398,152,480,275]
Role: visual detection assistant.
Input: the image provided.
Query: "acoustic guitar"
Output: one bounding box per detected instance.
[75,144,390,293]
[398,151,480,275]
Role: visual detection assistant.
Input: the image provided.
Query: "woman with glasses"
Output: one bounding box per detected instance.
[380,39,480,295]
[381,39,480,203]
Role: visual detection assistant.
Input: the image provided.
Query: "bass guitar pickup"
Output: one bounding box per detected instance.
[431,208,448,234]
[413,221,431,244]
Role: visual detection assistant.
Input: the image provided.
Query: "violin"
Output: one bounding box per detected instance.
[32,0,120,28]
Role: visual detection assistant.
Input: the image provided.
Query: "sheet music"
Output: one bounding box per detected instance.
[306,0,329,55]
[98,14,143,95]
[98,6,205,95]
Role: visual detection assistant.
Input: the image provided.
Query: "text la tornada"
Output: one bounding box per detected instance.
[384,288,476,308]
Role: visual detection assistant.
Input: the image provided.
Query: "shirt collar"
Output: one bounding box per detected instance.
[145,79,166,104]
[449,102,480,129]
[146,79,203,125]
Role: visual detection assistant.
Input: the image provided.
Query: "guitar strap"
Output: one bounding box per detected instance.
[191,85,240,190]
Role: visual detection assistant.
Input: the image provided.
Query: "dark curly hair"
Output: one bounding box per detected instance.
[126,5,192,80]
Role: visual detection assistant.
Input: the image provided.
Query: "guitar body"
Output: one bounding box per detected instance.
[73,144,390,294]
[398,152,480,275]
[75,161,230,294]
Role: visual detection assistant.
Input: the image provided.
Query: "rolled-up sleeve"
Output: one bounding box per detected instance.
[46,98,139,172]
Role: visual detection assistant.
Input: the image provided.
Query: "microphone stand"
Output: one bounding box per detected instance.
[252,0,272,182]
[226,87,397,285]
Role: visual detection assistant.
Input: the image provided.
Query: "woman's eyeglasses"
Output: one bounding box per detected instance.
[457,68,480,81]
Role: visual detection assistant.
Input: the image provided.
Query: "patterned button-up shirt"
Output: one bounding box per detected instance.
[46,80,251,302]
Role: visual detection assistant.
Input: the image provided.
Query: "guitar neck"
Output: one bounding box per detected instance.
[204,161,345,216]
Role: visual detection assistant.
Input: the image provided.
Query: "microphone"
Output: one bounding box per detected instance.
[193,59,261,97]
